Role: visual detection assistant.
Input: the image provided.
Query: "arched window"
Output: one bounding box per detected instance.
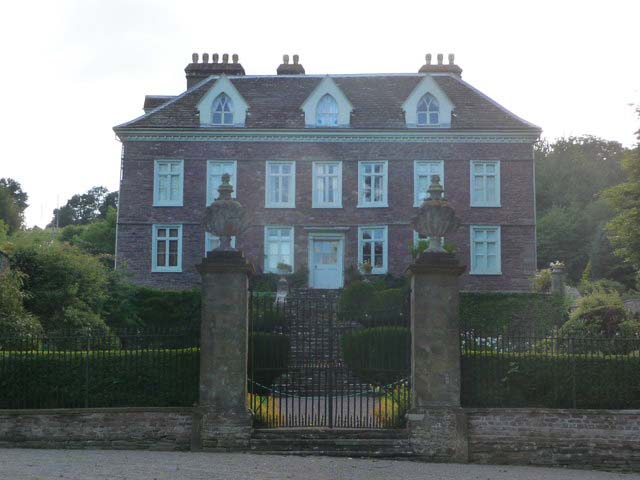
[417,93,440,126]
[316,94,338,126]
[212,94,234,125]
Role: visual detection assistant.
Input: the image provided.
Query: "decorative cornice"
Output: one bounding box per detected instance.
[114,128,539,144]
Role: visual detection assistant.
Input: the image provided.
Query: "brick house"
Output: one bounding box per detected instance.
[113,53,540,291]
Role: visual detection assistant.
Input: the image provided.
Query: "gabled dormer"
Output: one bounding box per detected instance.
[402,75,454,128]
[301,77,353,128]
[196,76,249,127]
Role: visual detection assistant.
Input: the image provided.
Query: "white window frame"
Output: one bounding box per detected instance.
[153,160,183,207]
[206,160,237,205]
[470,225,502,275]
[312,161,342,208]
[264,226,295,273]
[470,161,501,207]
[358,161,388,208]
[414,160,444,207]
[211,93,234,126]
[416,93,440,126]
[151,224,182,272]
[358,225,388,274]
[205,232,236,255]
[265,161,296,208]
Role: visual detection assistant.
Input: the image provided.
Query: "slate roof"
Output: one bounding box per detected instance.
[117,74,539,131]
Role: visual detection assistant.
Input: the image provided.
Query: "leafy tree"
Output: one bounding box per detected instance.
[604,111,640,277]
[0,188,23,233]
[0,178,28,213]
[51,186,117,227]
[59,206,116,258]
[588,223,636,288]
[0,271,43,340]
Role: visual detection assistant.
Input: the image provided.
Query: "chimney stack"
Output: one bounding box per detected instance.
[185,52,245,89]
[277,54,305,75]
[419,53,462,77]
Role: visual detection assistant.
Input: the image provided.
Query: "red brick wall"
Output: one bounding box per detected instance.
[116,140,535,291]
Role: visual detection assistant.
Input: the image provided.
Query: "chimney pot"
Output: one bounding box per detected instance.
[293,54,299,65]
[232,54,239,64]
[437,53,443,65]
[185,51,245,88]
[202,53,209,63]
[212,53,219,63]
[448,53,455,65]
[425,53,432,65]
[277,53,305,75]
[192,53,199,63]
[222,53,229,63]
[418,53,462,77]
[283,54,290,65]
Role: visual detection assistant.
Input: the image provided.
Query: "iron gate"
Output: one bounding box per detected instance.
[248,291,411,429]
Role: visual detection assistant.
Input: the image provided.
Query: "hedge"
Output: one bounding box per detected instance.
[341,326,410,385]
[460,292,567,333]
[461,351,640,409]
[0,348,199,409]
[248,332,291,393]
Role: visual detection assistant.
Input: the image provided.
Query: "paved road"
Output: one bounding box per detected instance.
[0,449,637,480]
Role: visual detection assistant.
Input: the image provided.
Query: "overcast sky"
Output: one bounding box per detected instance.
[1,0,638,228]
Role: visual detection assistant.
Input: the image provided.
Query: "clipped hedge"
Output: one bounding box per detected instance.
[248,332,291,393]
[460,292,567,333]
[341,326,410,385]
[461,351,640,409]
[0,348,199,409]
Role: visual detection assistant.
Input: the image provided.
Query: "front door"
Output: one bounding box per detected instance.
[310,238,343,289]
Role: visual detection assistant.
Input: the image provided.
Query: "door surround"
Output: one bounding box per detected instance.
[307,232,345,289]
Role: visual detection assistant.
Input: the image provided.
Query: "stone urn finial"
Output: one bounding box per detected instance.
[204,173,248,252]
[410,175,461,253]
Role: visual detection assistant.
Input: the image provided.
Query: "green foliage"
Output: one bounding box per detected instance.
[0,178,28,233]
[341,326,410,385]
[604,117,640,275]
[588,223,636,288]
[60,206,117,259]
[0,348,199,408]
[410,238,456,260]
[248,332,290,393]
[460,292,567,333]
[252,308,286,333]
[559,290,634,338]
[339,280,407,320]
[462,351,640,409]
[8,241,111,334]
[0,271,43,341]
[531,269,552,293]
[51,186,117,228]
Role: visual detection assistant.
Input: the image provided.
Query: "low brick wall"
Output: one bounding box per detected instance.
[0,408,193,450]
[467,408,640,471]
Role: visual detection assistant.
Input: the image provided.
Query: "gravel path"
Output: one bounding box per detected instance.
[0,449,638,480]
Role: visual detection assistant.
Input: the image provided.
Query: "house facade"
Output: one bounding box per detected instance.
[113,53,540,291]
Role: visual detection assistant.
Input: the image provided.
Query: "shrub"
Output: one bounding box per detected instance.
[341,326,410,385]
[248,332,291,393]
[532,269,552,293]
[0,271,42,344]
[561,289,629,336]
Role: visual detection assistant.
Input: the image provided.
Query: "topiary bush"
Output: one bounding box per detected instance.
[248,332,291,393]
[341,326,410,385]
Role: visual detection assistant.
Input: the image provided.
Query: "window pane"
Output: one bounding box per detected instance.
[429,112,439,124]
[168,240,178,266]
[374,242,383,267]
[157,228,167,238]
[157,240,166,266]
[417,112,427,124]
[212,113,222,124]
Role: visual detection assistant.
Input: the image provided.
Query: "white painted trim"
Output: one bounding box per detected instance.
[116,128,539,144]
[357,225,388,275]
[413,160,445,207]
[469,225,502,275]
[300,77,353,128]
[263,225,295,273]
[206,160,237,205]
[470,160,501,207]
[204,232,236,255]
[358,161,388,208]
[402,75,454,128]
[265,161,296,208]
[307,232,345,289]
[196,76,249,127]
[312,161,342,208]
[151,224,182,272]
[153,159,183,207]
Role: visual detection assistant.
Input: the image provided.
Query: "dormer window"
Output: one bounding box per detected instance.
[212,94,233,125]
[417,93,439,126]
[316,94,338,127]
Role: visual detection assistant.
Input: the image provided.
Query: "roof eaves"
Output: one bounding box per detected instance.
[113,75,218,131]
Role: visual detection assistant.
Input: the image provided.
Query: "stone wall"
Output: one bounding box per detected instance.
[467,408,640,472]
[0,408,193,450]
[116,140,536,291]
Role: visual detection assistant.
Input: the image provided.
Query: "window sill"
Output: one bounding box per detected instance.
[152,268,183,273]
[265,204,296,209]
[356,203,388,209]
[470,204,502,208]
[153,203,183,207]
[469,271,502,276]
[312,204,343,209]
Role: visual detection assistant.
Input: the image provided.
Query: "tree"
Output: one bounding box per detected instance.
[51,186,116,227]
[59,206,117,263]
[0,271,43,340]
[0,178,28,233]
[603,110,640,278]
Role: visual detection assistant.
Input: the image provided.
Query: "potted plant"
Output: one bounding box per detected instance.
[360,261,373,282]
[276,262,292,276]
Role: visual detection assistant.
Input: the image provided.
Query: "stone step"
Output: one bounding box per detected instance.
[252,428,409,439]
